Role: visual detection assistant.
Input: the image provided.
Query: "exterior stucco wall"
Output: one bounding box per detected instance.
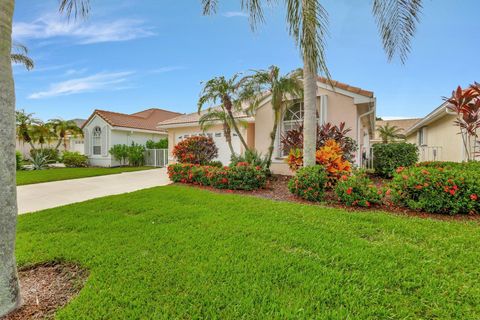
[406,114,463,162]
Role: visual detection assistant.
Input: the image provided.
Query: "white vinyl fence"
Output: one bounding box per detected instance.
[144,149,169,167]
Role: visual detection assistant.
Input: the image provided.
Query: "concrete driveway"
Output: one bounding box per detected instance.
[17,168,170,214]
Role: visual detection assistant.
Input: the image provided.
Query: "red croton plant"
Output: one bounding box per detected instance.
[445,82,480,161]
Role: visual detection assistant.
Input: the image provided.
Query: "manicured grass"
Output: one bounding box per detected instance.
[16,186,480,319]
[16,167,154,185]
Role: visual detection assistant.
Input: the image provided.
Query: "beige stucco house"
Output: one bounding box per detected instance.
[158,78,376,175]
[371,118,421,144]
[404,101,477,162]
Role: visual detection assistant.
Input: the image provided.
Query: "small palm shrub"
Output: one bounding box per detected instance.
[372,143,418,178]
[335,172,383,207]
[288,165,328,202]
[167,163,267,190]
[128,143,146,167]
[230,150,270,175]
[16,151,23,170]
[390,165,480,215]
[173,136,218,165]
[62,151,88,167]
[109,144,129,165]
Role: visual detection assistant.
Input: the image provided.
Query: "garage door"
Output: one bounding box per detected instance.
[176,131,241,165]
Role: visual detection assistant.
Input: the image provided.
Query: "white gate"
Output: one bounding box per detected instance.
[144,149,169,167]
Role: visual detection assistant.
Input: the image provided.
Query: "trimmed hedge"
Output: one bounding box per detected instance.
[373,143,418,178]
[390,165,480,214]
[288,165,328,202]
[172,136,218,165]
[167,163,267,191]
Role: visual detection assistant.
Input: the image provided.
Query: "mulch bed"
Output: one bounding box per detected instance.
[1,263,88,320]
[180,175,480,222]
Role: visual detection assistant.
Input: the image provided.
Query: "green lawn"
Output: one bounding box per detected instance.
[16,186,480,319]
[16,167,154,185]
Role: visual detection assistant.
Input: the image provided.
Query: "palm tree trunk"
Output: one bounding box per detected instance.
[0,0,21,316]
[266,108,280,168]
[55,138,62,151]
[223,98,249,152]
[302,60,318,167]
[223,123,236,157]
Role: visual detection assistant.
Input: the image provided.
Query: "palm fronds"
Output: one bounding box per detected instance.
[372,0,423,64]
[59,0,90,19]
[11,43,34,70]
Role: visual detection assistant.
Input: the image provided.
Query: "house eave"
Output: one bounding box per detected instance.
[405,102,449,136]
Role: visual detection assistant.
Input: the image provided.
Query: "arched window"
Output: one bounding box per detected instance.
[92,126,102,155]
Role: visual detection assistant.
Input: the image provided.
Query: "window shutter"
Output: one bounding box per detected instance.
[422,127,428,145]
[84,129,90,156]
[102,126,109,157]
[319,95,328,124]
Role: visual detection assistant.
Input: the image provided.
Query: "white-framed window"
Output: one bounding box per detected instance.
[92,126,102,155]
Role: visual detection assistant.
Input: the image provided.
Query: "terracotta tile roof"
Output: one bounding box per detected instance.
[317,77,374,98]
[157,107,249,127]
[83,108,182,132]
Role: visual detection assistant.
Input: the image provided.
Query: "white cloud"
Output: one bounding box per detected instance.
[150,66,186,74]
[13,14,155,44]
[222,11,248,18]
[28,71,134,99]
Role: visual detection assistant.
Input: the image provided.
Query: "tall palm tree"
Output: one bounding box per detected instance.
[199,107,237,156]
[49,118,83,151]
[201,0,423,166]
[198,74,250,151]
[377,123,404,143]
[242,66,303,167]
[11,43,34,70]
[30,122,56,149]
[15,109,39,149]
[0,1,89,316]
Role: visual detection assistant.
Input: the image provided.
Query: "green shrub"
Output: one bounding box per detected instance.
[109,144,129,165]
[172,136,218,165]
[288,165,328,202]
[16,151,23,170]
[373,143,418,178]
[30,148,59,162]
[127,143,146,167]
[416,161,480,170]
[62,151,88,168]
[167,163,267,191]
[146,139,168,149]
[335,172,383,207]
[389,165,480,215]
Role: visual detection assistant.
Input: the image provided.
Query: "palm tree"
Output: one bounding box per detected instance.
[377,123,404,143]
[198,74,250,151]
[11,43,34,70]
[199,107,236,156]
[30,122,57,149]
[242,66,303,167]
[201,0,423,166]
[0,1,89,316]
[15,109,40,149]
[49,118,83,151]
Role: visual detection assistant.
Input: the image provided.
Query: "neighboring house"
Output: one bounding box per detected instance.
[371,118,421,144]
[158,78,376,175]
[82,108,182,167]
[405,102,477,162]
[16,118,86,158]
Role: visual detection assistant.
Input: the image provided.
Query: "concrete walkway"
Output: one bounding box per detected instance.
[17,168,170,214]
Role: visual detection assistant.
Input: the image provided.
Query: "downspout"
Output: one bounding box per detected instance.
[356,100,376,166]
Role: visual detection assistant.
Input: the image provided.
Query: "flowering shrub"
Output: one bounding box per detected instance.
[390,165,480,214]
[286,148,303,171]
[335,172,383,207]
[288,165,328,202]
[167,163,267,191]
[172,136,218,165]
[372,143,418,178]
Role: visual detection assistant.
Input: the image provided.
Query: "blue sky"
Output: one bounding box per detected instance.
[12,0,480,121]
